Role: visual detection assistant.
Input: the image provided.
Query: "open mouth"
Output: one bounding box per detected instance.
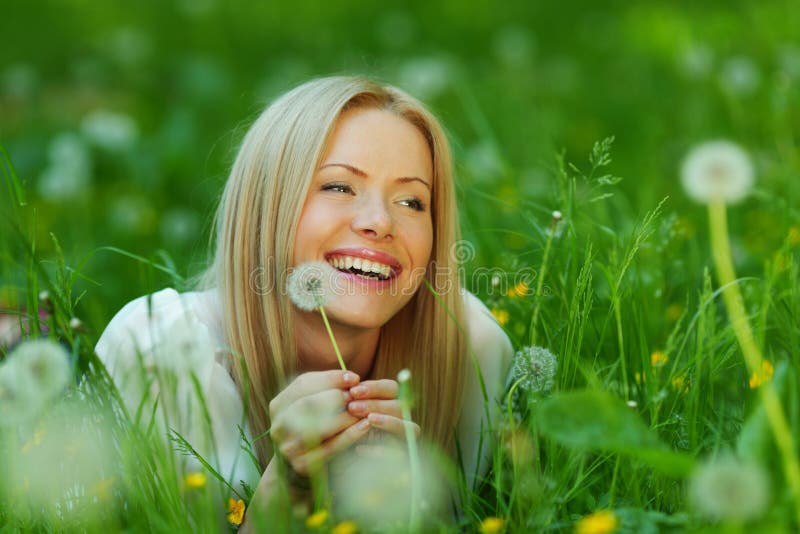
[326,254,396,281]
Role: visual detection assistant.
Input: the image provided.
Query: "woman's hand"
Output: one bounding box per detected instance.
[269,370,372,476]
[346,379,421,440]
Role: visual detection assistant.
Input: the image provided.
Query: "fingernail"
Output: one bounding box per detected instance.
[348,401,364,413]
[343,371,358,384]
[342,391,352,402]
[350,385,366,397]
[358,418,370,431]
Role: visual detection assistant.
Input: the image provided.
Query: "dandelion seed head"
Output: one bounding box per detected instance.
[689,454,770,522]
[287,261,337,311]
[397,369,411,383]
[680,140,754,204]
[512,345,557,395]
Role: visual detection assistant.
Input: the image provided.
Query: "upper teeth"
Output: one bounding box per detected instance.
[328,255,393,279]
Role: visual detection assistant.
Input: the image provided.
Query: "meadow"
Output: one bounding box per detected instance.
[1,1,799,532]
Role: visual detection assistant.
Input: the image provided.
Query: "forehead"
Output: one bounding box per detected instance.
[320,107,433,181]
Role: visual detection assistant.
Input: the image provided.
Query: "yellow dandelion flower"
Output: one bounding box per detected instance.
[479,516,505,533]
[575,510,618,534]
[21,429,46,454]
[305,510,329,528]
[184,472,207,489]
[671,374,689,393]
[227,498,245,526]
[331,520,358,534]
[650,351,668,368]
[491,308,510,326]
[90,477,115,501]
[665,303,683,322]
[507,281,528,298]
[749,360,774,389]
[788,226,800,247]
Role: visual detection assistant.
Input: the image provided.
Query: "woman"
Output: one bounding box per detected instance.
[96,76,512,524]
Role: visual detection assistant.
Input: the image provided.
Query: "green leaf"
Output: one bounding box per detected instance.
[536,389,694,476]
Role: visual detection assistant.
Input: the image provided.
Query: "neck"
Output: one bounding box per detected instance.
[293,310,380,378]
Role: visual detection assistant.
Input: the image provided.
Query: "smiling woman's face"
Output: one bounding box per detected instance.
[292,106,434,330]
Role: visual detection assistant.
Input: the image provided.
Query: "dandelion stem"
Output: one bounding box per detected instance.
[398,373,421,533]
[317,305,346,371]
[708,199,800,527]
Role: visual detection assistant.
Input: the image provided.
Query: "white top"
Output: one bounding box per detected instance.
[95,288,261,490]
[95,287,512,491]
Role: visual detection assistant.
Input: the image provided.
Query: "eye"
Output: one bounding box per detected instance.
[321,182,354,194]
[398,197,426,212]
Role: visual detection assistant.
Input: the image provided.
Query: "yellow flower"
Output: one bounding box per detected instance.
[665,303,683,322]
[788,225,800,247]
[491,308,510,326]
[227,498,245,526]
[634,371,646,385]
[650,351,668,368]
[90,477,115,501]
[749,360,774,389]
[671,374,689,393]
[305,510,329,528]
[507,281,528,298]
[331,520,358,534]
[184,472,207,489]
[479,516,505,533]
[21,429,46,454]
[575,510,618,534]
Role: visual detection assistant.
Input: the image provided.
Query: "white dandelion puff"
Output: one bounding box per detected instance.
[286,261,338,311]
[511,345,557,395]
[689,454,770,522]
[397,368,411,383]
[81,109,139,151]
[0,338,71,426]
[680,140,754,204]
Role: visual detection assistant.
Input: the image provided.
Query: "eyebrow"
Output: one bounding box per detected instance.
[319,162,432,191]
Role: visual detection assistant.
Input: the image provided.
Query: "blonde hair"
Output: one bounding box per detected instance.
[204,76,466,467]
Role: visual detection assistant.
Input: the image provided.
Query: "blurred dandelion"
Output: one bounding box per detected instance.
[679,44,713,79]
[1,63,39,99]
[331,520,358,534]
[305,509,328,528]
[81,109,139,151]
[479,516,505,533]
[506,281,528,298]
[719,56,761,96]
[397,56,452,100]
[491,308,510,326]
[650,351,668,368]
[665,303,683,322]
[492,26,535,66]
[575,510,618,534]
[680,140,754,204]
[37,133,92,200]
[160,207,201,245]
[0,338,71,426]
[184,472,207,489]
[748,359,774,389]
[689,455,770,522]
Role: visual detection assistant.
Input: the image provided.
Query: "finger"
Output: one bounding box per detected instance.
[347,399,402,419]
[367,413,421,440]
[270,370,360,419]
[271,389,354,444]
[349,379,398,400]
[278,410,362,458]
[291,417,372,476]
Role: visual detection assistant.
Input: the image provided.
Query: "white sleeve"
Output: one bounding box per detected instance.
[95,288,260,490]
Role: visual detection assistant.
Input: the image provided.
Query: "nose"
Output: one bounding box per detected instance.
[351,196,394,241]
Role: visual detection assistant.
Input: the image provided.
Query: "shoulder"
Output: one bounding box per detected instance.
[462,289,514,387]
[95,287,224,374]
